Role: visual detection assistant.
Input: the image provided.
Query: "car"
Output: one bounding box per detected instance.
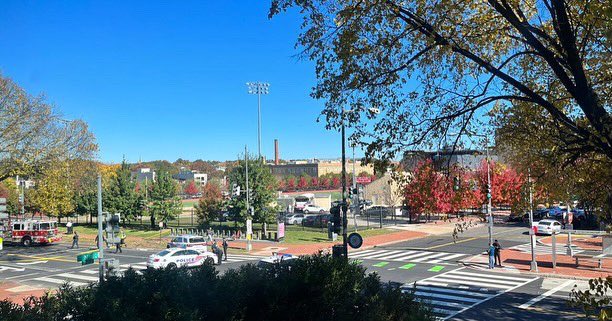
[302,215,319,227]
[257,252,297,268]
[167,234,208,251]
[146,247,217,269]
[286,213,305,225]
[303,204,325,214]
[364,205,392,217]
[537,219,563,235]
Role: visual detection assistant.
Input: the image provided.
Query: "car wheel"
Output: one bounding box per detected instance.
[204,257,215,266]
[319,210,325,213]
[167,263,177,269]
[304,210,309,214]
[21,237,32,247]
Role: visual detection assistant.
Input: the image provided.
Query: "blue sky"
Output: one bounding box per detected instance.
[0,1,351,163]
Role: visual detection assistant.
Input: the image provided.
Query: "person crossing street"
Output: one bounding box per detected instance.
[222,238,228,261]
[488,243,496,269]
[71,231,79,249]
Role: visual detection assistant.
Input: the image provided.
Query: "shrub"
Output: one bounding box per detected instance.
[0,255,434,321]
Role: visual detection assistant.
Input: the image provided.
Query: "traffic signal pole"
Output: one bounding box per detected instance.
[96,174,105,282]
[341,110,348,259]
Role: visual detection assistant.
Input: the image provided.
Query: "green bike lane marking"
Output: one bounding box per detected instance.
[428,265,445,272]
[373,262,389,267]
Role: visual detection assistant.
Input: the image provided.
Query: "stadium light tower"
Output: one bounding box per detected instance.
[246,82,270,161]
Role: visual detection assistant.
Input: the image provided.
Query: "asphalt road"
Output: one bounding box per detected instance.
[0,224,592,320]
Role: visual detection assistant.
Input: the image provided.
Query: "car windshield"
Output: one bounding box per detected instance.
[157,250,171,256]
[190,237,205,243]
[171,237,183,243]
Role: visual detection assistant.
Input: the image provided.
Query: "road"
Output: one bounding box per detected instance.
[0,224,591,320]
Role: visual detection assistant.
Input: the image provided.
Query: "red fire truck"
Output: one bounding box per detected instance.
[1,219,62,246]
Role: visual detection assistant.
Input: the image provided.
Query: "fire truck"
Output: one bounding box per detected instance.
[0,218,62,246]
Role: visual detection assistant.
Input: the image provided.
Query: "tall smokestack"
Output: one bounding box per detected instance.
[274,139,279,165]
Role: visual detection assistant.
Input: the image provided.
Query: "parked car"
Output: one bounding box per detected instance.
[286,213,305,225]
[257,253,297,268]
[303,204,326,214]
[167,235,208,251]
[302,214,330,227]
[147,248,217,269]
[364,206,392,218]
[537,219,563,235]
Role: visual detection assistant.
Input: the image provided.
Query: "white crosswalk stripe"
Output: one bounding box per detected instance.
[402,268,538,320]
[509,243,582,255]
[349,250,467,264]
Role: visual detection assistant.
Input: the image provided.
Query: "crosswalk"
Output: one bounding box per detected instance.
[349,249,467,264]
[26,254,267,289]
[402,268,538,320]
[509,243,582,255]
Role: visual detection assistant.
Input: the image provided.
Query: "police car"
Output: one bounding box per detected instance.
[257,252,298,268]
[147,247,218,269]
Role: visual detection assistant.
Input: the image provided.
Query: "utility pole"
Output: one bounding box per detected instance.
[528,168,538,272]
[341,109,348,259]
[96,174,105,282]
[245,145,252,252]
[486,143,493,246]
[352,145,359,230]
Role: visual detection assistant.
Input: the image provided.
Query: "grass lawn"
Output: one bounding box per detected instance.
[182,200,198,208]
[73,226,172,239]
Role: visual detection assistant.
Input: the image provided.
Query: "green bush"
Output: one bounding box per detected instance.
[0,255,434,321]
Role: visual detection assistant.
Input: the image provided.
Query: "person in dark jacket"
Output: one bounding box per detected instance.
[71,231,79,249]
[493,239,502,266]
[222,238,228,261]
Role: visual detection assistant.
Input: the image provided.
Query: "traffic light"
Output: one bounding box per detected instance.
[247,207,254,217]
[330,204,341,234]
[485,183,491,199]
[453,176,460,191]
[232,184,241,197]
[105,213,121,244]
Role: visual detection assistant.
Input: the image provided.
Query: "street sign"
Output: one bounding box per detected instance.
[356,176,372,184]
[77,250,99,265]
[277,222,285,239]
[348,232,363,249]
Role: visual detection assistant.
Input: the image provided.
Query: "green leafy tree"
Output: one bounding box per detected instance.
[227,154,279,229]
[0,74,98,183]
[28,161,75,221]
[103,161,141,222]
[194,183,223,225]
[0,178,20,215]
[270,0,612,163]
[570,276,612,321]
[148,171,182,228]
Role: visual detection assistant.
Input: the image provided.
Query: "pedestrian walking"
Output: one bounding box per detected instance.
[222,238,228,261]
[66,221,73,234]
[488,243,496,269]
[95,234,107,249]
[493,239,502,266]
[71,231,79,249]
[212,241,222,265]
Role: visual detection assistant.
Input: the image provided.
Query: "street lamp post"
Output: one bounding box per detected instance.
[246,82,270,161]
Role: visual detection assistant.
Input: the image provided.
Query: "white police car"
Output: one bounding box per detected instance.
[147,247,217,269]
[257,252,298,268]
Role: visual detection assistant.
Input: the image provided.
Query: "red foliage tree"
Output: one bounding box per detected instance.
[320,178,330,189]
[277,179,286,191]
[475,160,524,208]
[184,180,200,196]
[298,176,309,190]
[332,177,341,189]
[287,177,296,191]
[311,177,319,189]
[404,160,450,221]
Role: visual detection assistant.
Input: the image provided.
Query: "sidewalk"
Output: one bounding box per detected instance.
[0,281,49,304]
[462,247,612,279]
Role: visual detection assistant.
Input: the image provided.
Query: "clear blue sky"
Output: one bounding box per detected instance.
[0,1,351,163]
